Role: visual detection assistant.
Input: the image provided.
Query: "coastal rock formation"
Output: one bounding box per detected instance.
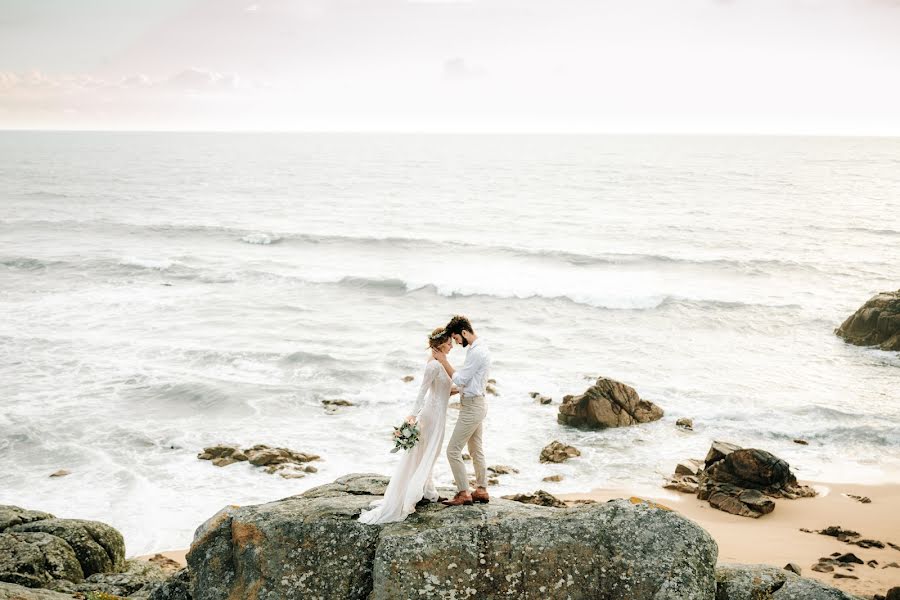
[43,558,171,597]
[539,440,581,463]
[699,444,816,500]
[715,564,859,599]
[666,442,814,518]
[0,582,76,599]
[0,505,176,598]
[558,377,663,429]
[187,473,718,600]
[501,490,567,508]
[0,531,84,587]
[697,442,815,518]
[6,518,126,577]
[149,567,192,600]
[197,443,320,478]
[835,289,900,351]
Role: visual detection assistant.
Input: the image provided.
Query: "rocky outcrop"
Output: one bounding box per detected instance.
[699,444,816,501]
[149,567,192,600]
[0,505,181,598]
[0,532,84,587]
[558,377,663,429]
[501,490,567,508]
[187,473,718,600]
[0,507,126,590]
[43,558,171,597]
[715,564,859,599]
[539,440,581,463]
[5,518,126,577]
[665,443,815,518]
[835,289,900,351]
[0,582,75,599]
[197,443,320,478]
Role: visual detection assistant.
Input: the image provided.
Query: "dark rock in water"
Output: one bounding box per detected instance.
[0,582,76,599]
[832,573,858,579]
[542,474,563,482]
[887,587,900,600]
[820,525,860,541]
[847,493,871,504]
[47,470,70,478]
[0,531,84,587]
[501,490,567,508]
[401,375,414,383]
[539,440,581,463]
[868,559,879,568]
[148,566,193,600]
[322,399,354,407]
[487,464,519,475]
[187,473,718,600]
[199,443,320,478]
[783,562,802,575]
[835,289,900,351]
[485,384,499,396]
[793,439,809,445]
[6,518,125,577]
[558,376,663,429]
[812,562,834,573]
[715,563,859,599]
[676,417,694,430]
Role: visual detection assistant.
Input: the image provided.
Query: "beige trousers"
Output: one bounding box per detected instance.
[446,394,487,492]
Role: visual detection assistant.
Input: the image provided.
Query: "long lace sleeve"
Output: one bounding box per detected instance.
[409,361,439,418]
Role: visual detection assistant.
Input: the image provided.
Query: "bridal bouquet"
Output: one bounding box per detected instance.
[391,417,420,453]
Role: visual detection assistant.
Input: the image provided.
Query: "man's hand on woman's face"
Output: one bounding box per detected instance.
[432,348,446,361]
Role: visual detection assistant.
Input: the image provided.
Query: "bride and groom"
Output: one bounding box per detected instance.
[359,315,492,524]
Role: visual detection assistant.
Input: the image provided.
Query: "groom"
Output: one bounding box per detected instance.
[432,315,492,506]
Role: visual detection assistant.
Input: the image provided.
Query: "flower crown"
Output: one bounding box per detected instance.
[429,329,448,340]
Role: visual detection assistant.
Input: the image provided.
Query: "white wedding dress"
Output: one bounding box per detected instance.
[359,359,451,524]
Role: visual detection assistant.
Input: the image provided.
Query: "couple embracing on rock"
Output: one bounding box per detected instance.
[359,315,492,524]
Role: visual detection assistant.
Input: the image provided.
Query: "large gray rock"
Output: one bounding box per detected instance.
[7,517,126,576]
[0,507,55,533]
[187,473,718,600]
[148,567,193,600]
[0,532,84,587]
[43,557,170,597]
[0,582,76,600]
[835,289,900,351]
[558,377,664,429]
[715,564,860,599]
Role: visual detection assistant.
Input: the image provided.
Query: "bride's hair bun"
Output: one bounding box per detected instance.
[428,327,450,349]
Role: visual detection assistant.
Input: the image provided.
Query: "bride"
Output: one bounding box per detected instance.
[359,327,456,524]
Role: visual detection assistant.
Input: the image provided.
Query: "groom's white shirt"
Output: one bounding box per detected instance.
[452,338,491,397]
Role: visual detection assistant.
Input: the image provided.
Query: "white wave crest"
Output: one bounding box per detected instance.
[119,256,176,270]
[241,232,281,245]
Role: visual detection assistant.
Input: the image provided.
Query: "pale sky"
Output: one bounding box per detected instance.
[1,0,899,133]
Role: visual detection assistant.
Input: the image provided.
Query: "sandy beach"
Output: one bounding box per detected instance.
[134,481,899,597]
[561,481,900,597]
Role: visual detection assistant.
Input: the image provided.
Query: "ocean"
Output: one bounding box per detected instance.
[1,131,898,556]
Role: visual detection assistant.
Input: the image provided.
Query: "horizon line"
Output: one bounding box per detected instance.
[2,127,900,139]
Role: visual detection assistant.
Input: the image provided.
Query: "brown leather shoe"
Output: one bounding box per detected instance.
[472,487,490,504]
[441,491,473,506]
